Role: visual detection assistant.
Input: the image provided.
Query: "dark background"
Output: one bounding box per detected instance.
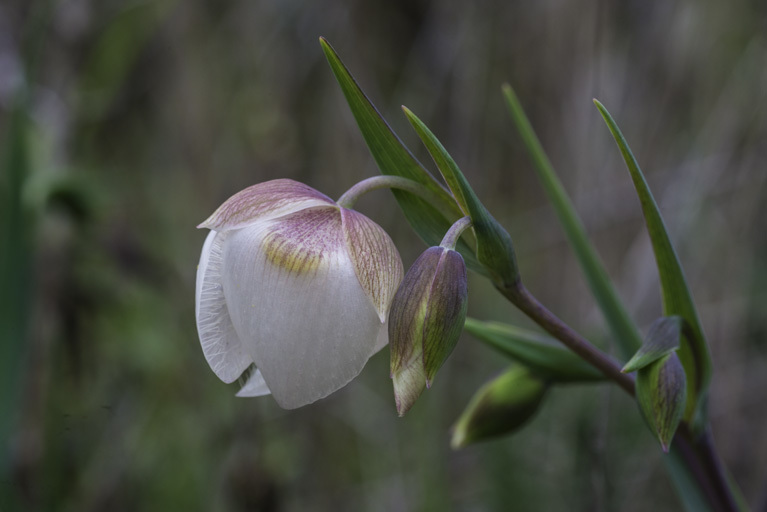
[1,0,765,510]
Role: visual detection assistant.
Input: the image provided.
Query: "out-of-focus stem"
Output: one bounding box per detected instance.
[697,428,740,512]
[498,280,739,512]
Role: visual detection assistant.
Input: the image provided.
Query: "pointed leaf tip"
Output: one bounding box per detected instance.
[595,100,712,431]
[622,316,683,373]
[320,38,485,274]
[402,107,519,287]
[502,84,644,361]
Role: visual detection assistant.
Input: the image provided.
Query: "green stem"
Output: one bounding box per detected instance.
[499,281,635,394]
[440,216,472,250]
[337,175,455,221]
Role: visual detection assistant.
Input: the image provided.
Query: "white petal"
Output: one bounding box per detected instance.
[222,206,385,409]
[196,230,254,383]
[236,369,271,397]
[372,317,390,355]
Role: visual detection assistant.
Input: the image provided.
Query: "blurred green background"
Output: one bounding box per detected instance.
[1,0,765,510]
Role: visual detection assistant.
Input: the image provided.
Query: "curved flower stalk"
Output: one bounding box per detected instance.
[195,179,404,409]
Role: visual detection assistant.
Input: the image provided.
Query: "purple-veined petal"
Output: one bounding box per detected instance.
[341,208,404,322]
[195,230,254,383]
[222,206,385,409]
[236,368,271,397]
[198,179,334,232]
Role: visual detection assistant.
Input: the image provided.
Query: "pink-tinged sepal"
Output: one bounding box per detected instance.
[341,208,404,323]
[198,179,334,231]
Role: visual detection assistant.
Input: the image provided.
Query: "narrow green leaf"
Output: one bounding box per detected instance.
[501,84,643,360]
[451,366,548,448]
[623,316,683,373]
[594,99,712,431]
[464,318,605,382]
[319,38,483,273]
[402,107,519,288]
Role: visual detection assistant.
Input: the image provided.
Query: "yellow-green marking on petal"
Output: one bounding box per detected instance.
[261,206,345,275]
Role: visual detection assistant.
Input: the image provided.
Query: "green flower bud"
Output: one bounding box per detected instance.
[389,246,468,416]
[451,366,548,449]
[636,352,687,452]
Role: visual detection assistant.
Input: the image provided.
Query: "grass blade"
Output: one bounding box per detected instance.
[623,316,683,373]
[502,84,643,359]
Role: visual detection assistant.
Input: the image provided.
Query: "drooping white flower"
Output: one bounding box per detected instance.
[195,179,403,408]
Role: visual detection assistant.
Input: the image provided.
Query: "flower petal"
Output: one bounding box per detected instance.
[222,206,385,409]
[341,208,404,322]
[236,368,271,397]
[372,317,390,355]
[198,179,334,231]
[196,230,254,383]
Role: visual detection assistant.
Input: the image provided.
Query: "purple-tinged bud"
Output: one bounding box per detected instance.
[389,246,468,416]
[636,352,687,452]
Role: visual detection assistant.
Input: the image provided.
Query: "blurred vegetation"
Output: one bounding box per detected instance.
[1,0,765,510]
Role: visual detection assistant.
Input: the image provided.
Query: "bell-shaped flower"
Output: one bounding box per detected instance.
[195,179,403,409]
[389,245,468,415]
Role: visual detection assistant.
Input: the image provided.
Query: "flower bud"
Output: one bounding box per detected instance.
[636,352,687,452]
[451,366,548,448]
[389,246,468,416]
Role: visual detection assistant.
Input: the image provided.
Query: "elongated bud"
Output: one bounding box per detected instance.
[389,246,468,416]
[636,352,687,452]
[451,366,548,449]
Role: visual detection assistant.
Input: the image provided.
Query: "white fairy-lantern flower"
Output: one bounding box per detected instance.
[195,179,404,409]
